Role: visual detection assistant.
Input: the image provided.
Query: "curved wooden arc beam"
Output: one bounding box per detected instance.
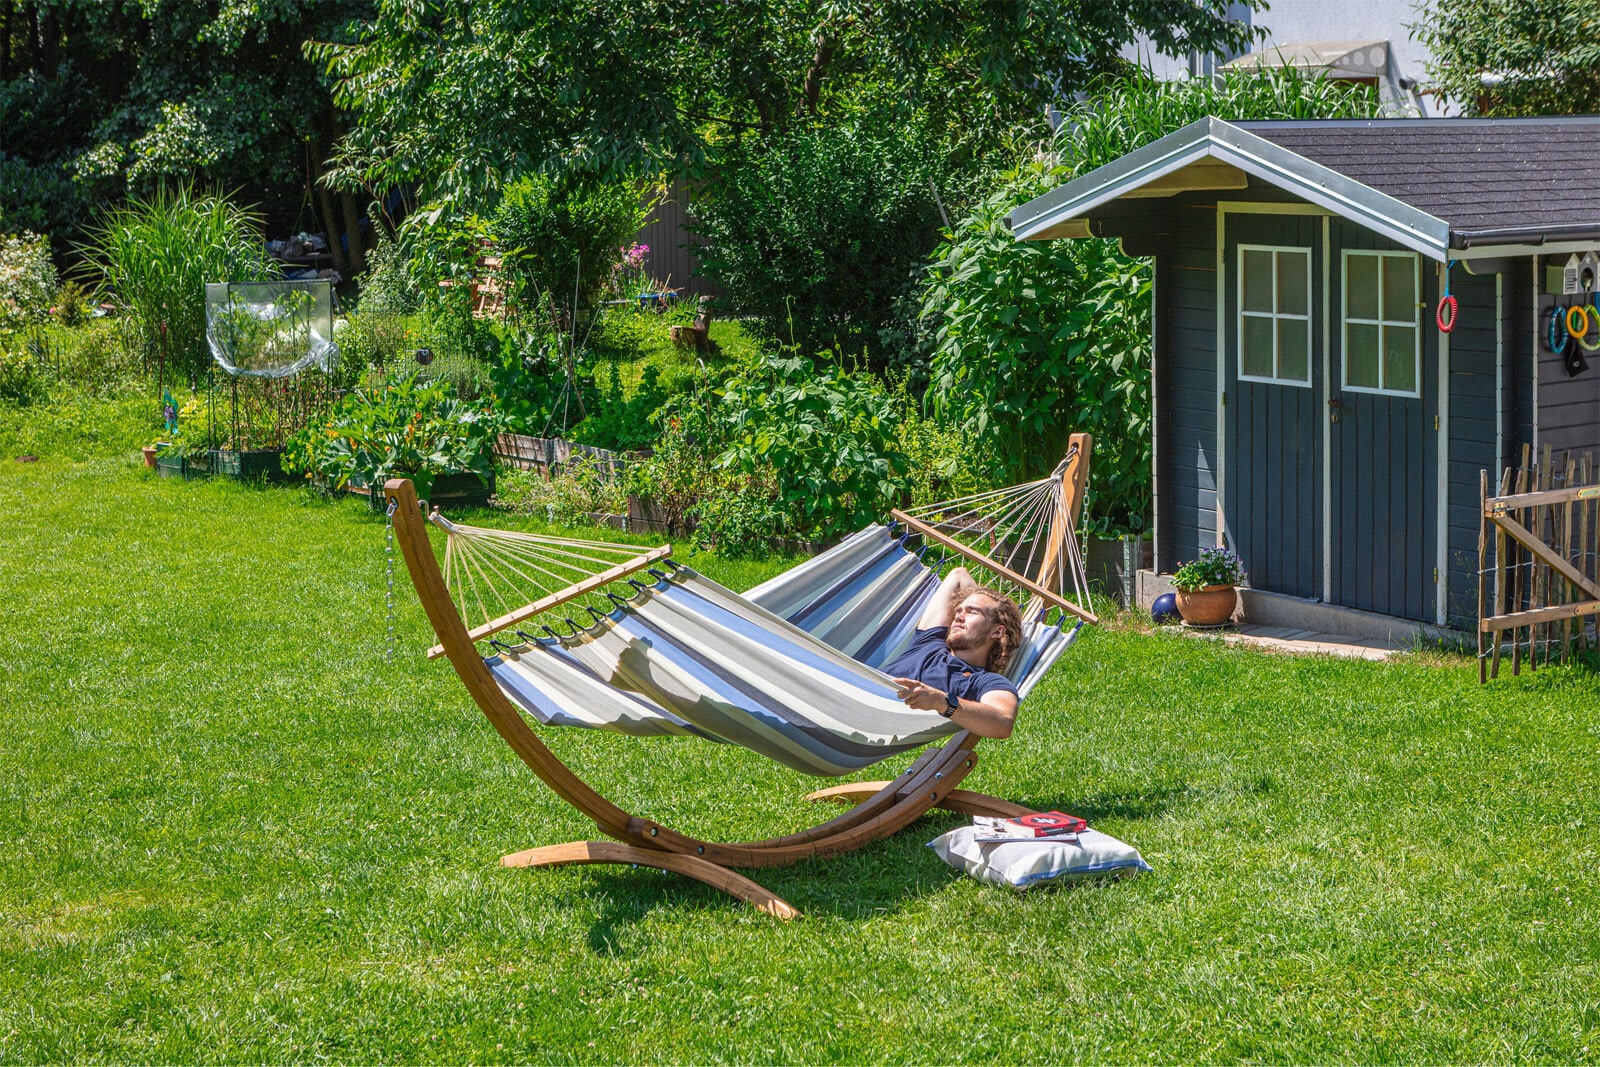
[807,783,1034,819]
[501,841,801,920]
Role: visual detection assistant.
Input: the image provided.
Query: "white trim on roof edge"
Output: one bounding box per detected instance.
[1010,117,1453,261]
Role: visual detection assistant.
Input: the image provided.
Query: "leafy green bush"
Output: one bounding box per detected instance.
[497,458,629,528]
[691,116,951,358]
[572,363,669,453]
[489,176,649,310]
[0,231,59,331]
[922,68,1381,536]
[712,351,907,544]
[923,215,1152,537]
[283,370,506,501]
[80,185,270,387]
[0,341,45,404]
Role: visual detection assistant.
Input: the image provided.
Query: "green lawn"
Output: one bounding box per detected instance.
[3,419,1600,1062]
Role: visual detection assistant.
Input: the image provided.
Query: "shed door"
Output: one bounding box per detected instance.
[1327,221,1437,620]
[1223,213,1323,600]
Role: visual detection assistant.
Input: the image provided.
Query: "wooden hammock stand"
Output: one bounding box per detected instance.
[383,433,1092,918]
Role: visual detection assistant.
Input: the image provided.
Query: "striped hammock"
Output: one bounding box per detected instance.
[435,462,1092,778]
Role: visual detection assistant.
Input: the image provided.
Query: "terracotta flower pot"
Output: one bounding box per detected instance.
[1175,584,1236,627]
[142,446,160,469]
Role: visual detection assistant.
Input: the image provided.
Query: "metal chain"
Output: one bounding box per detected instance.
[385,498,398,664]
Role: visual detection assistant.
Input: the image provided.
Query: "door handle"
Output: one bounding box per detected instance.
[1328,395,1342,423]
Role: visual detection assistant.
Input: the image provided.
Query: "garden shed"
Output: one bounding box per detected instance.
[1009,116,1600,629]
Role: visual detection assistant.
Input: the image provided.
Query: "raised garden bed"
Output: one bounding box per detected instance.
[211,448,289,483]
[156,448,288,483]
[347,469,496,512]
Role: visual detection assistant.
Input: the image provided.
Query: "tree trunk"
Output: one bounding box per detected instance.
[339,188,367,275]
[37,5,54,73]
[329,111,367,274]
[800,32,835,115]
[309,129,349,275]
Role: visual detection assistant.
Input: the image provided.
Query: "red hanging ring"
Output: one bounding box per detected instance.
[1436,294,1458,334]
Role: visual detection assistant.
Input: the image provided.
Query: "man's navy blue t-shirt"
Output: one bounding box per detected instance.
[882,627,1019,704]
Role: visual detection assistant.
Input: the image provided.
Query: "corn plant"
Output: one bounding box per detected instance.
[80,186,271,390]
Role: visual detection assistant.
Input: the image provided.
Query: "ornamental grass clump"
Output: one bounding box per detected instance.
[1171,547,1247,592]
[81,185,270,389]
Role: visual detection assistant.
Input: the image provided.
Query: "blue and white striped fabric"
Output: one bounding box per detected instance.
[486,524,1083,777]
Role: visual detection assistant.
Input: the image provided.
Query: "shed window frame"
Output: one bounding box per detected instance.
[1236,243,1313,388]
[1340,249,1421,398]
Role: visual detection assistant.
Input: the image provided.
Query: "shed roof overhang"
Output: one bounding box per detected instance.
[1008,116,1453,260]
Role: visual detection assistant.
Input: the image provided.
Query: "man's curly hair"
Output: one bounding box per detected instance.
[966,586,1024,675]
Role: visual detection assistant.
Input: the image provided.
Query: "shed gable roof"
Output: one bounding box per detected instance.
[1237,118,1600,244]
[1009,116,1600,259]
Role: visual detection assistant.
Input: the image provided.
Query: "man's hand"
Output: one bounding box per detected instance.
[894,677,949,712]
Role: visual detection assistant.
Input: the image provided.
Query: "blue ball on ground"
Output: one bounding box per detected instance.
[1151,592,1181,623]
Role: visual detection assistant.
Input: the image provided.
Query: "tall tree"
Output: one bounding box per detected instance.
[1417,0,1600,116]
[1,1,365,252]
[315,0,1261,210]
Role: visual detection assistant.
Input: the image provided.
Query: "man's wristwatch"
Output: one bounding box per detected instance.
[939,690,960,718]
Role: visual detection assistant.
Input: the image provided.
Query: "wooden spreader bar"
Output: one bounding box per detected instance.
[888,509,1098,625]
[425,543,673,659]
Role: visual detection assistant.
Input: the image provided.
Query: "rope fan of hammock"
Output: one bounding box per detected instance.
[428,451,1094,666]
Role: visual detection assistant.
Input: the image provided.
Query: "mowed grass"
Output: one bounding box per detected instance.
[3,438,1600,1061]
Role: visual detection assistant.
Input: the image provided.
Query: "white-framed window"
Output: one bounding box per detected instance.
[1341,250,1420,397]
[1237,244,1312,387]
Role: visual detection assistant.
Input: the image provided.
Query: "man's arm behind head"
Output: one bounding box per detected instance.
[917,566,977,630]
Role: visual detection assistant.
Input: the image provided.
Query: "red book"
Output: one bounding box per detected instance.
[971,810,1088,841]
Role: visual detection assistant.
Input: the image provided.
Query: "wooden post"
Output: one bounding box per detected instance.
[1024,433,1093,623]
[1562,453,1577,663]
[1478,468,1488,683]
[1491,466,1511,679]
[1512,448,1529,674]
[1584,452,1595,652]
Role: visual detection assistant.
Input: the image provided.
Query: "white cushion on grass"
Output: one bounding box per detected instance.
[929,825,1152,889]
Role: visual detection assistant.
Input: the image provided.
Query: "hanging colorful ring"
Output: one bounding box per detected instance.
[1436,294,1458,333]
[1578,304,1600,353]
[1569,303,1592,340]
[1549,306,1570,354]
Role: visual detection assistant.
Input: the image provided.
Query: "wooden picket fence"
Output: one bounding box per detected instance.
[1478,444,1600,681]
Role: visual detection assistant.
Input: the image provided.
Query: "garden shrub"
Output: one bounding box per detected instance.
[283,370,506,501]
[80,185,271,388]
[691,115,950,359]
[489,175,650,310]
[497,457,629,528]
[0,231,59,331]
[572,363,669,453]
[711,351,907,545]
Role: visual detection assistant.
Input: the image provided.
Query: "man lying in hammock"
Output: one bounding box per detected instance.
[888,566,1023,739]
